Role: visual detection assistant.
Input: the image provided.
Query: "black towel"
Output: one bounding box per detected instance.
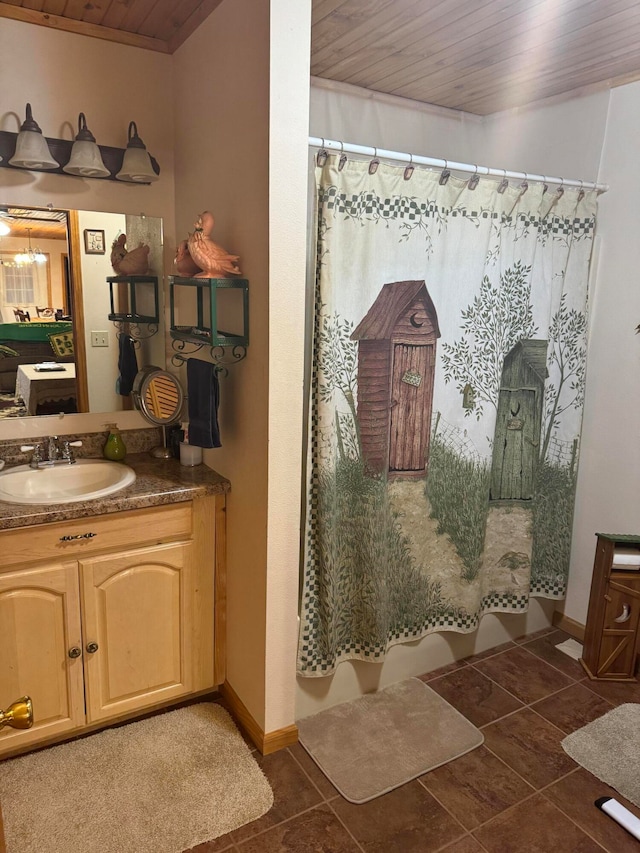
[187,358,221,448]
[116,334,138,396]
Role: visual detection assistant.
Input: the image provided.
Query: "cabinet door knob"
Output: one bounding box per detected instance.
[68,647,82,659]
[86,642,99,654]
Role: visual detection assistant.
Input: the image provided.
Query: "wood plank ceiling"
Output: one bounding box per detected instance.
[2,0,640,114]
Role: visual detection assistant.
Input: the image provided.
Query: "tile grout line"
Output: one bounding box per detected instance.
[536,768,612,852]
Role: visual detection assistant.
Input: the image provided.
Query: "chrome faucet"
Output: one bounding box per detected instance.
[21,436,83,468]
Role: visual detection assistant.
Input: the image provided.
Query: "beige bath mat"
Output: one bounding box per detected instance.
[298,677,484,803]
[0,703,273,853]
[562,703,640,807]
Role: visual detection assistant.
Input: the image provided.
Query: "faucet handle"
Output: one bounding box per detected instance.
[22,444,43,468]
[61,439,82,462]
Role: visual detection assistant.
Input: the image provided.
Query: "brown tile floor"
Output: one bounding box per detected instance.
[187,629,640,852]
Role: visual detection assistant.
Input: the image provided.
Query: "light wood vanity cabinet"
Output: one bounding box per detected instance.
[0,494,224,757]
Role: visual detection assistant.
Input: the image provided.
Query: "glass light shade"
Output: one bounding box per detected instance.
[116,121,159,183]
[9,104,58,170]
[0,220,9,236]
[116,147,158,183]
[64,140,110,178]
[63,112,110,178]
[10,130,58,170]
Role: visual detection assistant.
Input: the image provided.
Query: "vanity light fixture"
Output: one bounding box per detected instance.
[0,218,9,237]
[9,104,58,171]
[116,122,159,184]
[0,109,160,184]
[63,113,110,179]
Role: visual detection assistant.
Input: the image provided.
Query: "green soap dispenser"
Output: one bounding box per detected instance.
[103,423,126,461]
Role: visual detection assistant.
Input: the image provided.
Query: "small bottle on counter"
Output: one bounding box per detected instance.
[103,423,127,461]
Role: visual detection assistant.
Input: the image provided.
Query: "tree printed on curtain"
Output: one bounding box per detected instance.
[298,157,597,676]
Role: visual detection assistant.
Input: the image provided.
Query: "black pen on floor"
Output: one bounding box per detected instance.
[595,797,640,841]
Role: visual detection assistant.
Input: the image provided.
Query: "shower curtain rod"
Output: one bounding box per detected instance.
[309,136,608,193]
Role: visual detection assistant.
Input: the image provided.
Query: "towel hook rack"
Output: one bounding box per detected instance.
[171,339,247,375]
[112,320,158,341]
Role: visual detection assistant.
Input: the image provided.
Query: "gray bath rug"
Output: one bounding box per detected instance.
[297,677,484,803]
[0,703,273,853]
[562,703,640,807]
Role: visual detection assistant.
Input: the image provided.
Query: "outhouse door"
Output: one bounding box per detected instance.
[389,343,435,474]
[490,388,538,500]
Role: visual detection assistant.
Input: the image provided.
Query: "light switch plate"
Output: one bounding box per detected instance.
[91,331,109,347]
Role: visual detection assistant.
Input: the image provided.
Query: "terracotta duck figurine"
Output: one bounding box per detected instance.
[174,239,202,277]
[187,211,242,278]
[110,234,150,276]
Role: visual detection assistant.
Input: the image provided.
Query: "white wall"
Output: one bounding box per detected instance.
[77,211,125,413]
[298,81,613,718]
[564,81,640,622]
[173,0,311,734]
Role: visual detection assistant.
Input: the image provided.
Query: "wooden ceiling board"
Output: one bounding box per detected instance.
[387,0,640,95]
[80,0,116,27]
[137,0,194,40]
[329,0,545,89]
[412,5,640,111]
[42,0,68,14]
[460,43,640,114]
[100,0,134,30]
[114,0,159,34]
[0,2,168,50]
[338,0,594,88]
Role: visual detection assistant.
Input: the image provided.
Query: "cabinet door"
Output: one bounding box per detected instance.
[0,562,85,754]
[80,542,195,723]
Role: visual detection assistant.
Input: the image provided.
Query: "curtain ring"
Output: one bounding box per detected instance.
[467,166,480,191]
[519,173,529,193]
[439,159,450,185]
[577,179,585,202]
[541,175,549,194]
[338,140,347,171]
[404,153,414,181]
[556,177,564,198]
[497,169,509,194]
[368,147,380,175]
[316,138,328,167]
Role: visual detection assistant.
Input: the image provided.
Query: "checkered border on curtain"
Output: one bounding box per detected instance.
[530,579,567,598]
[297,590,531,675]
[320,185,596,239]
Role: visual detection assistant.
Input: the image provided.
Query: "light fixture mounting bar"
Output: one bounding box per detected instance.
[0,130,160,183]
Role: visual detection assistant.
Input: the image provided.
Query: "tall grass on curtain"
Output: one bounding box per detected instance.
[298,155,597,676]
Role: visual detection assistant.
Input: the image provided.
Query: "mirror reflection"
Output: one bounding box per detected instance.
[0,205,164,419]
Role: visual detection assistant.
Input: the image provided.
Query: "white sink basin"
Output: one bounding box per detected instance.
[0,459,136,505]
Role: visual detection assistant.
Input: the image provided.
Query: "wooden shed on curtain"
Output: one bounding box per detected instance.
[490,339,548,501]
[351,280,440,478]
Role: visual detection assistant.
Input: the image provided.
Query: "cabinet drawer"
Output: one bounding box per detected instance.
[0,503,193,569]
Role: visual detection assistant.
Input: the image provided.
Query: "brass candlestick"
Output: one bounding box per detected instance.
[0,696,33,731]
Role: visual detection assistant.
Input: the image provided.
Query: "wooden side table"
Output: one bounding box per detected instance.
[581,533,640,682]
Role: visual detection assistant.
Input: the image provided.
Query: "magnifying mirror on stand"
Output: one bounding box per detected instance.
[132,366,184,458]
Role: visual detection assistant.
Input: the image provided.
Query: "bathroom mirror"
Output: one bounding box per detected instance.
[0,204,164,420]
[132,366,184,458]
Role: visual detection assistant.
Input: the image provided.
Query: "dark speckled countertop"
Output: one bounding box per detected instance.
[0,452,230,530]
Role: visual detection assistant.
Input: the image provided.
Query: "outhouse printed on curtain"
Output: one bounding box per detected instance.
[298,155,597,676]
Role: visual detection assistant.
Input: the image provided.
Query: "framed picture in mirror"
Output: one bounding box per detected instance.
[84,229,105,254]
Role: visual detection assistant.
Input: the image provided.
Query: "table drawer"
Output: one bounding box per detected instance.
[0,503,193,569]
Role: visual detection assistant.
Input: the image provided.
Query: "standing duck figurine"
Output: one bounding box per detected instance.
[174,239,202,277]
[187,211,242,278]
